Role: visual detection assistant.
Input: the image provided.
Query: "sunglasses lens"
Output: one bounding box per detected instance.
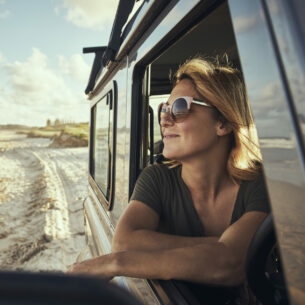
[172,98,188,120]
[158,98,190,124]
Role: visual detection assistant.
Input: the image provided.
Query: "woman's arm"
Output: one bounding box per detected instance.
[111,200,216,252]
[69,211,267,286]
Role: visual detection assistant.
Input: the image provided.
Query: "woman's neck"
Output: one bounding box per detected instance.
[180,159,232,201]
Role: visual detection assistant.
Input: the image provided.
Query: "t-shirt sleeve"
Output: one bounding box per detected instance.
[244,174,271,213]
[232,174,271,223]
[130,165,163,215]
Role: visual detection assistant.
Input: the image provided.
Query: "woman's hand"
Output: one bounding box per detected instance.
[67,254,116,281]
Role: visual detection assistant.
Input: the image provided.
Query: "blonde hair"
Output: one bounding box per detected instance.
[169,56,262,182]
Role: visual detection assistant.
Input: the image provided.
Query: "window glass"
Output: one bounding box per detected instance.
[148,94,169,160]
[265,0,305,146]
[229,1,305,302]
[91,93,111,199]
[291,0,305,39]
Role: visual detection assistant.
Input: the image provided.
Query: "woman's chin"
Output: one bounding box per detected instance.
[163,149,179,160]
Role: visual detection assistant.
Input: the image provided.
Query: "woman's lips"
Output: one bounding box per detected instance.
[163,134,179,139]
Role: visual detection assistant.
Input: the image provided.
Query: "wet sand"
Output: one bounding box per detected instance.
[0,130,88,272]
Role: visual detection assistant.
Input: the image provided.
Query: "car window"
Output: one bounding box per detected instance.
[89,82,117,209]
[142,1,241,168]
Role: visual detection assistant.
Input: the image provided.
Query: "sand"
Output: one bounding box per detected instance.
[0,129,88,272]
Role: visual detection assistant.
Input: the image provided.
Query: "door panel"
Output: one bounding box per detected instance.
[230,1,305,303]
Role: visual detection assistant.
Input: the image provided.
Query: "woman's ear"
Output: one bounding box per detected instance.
[216,121,233,136]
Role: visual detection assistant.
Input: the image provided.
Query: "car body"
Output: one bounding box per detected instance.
[81,1,305,304]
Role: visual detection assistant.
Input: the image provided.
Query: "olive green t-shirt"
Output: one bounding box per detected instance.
[130,164,270,236]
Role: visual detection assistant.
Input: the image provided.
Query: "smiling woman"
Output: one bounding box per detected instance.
[69,57,270,304]
[158,58,261,180]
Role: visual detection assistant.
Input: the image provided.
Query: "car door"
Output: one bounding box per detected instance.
[230,1,305,304]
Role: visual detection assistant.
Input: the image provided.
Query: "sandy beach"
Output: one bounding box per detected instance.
[0,129,88,272]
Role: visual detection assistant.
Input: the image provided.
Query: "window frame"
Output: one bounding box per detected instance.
[89,80,117,210]
[129,1,247,303]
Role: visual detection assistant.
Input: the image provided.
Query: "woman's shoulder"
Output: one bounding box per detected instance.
[239,172,269,205]
[232,172,270,220]
[242,172,266,191]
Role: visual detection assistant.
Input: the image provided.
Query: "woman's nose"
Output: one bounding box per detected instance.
[160,112,174,127]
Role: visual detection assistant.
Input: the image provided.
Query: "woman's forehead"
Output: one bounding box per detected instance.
[170,79,197,99]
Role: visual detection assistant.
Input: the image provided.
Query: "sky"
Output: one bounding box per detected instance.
[1,0,303,138]
[0,0,120,126]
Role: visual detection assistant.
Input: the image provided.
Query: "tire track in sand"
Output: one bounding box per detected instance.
[0,132,87,272]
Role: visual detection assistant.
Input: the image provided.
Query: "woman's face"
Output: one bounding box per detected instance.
[160,79,223,162]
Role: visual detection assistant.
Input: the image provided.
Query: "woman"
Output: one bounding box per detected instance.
[69,57,270,303]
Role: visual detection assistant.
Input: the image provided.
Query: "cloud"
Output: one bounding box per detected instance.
[54,0,119,31]
[0,48,89,126]
[5,49,50,95]
[257,81,286,113]
[260,82,279,101]
[268,1,280,15]
[249,81,292,138]
[0,9,9,19]
[0,0,10,19]
[0,52,5,63]
[58,53,90,83]
[233,14,258,34]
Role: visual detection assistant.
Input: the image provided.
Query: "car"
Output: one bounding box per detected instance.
[80,0,305,304]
